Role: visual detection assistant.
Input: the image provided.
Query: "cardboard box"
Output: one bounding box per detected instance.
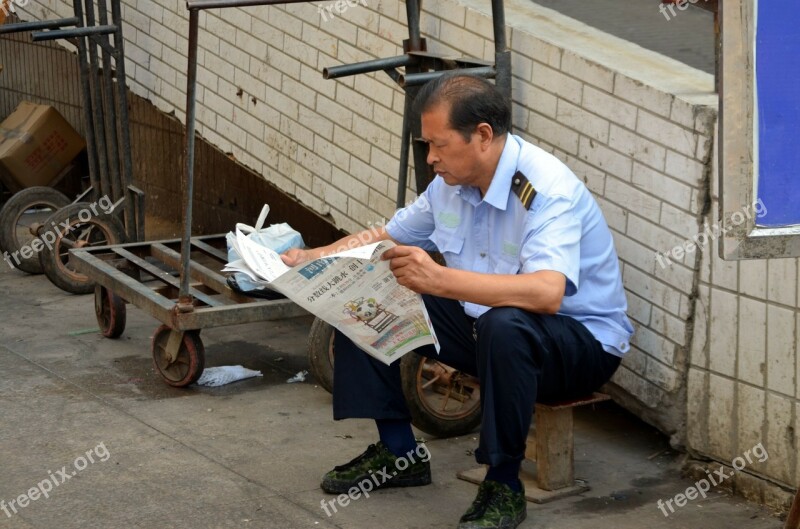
[0,101,85,192]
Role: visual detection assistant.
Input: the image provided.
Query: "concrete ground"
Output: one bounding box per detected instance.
[0,262,786,529]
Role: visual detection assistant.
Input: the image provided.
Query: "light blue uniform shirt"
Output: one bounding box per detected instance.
[385,134,633,357]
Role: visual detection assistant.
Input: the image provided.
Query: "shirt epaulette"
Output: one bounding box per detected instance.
[510,171,536,210]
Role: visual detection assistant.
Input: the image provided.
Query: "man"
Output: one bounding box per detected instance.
[282,74,633,529]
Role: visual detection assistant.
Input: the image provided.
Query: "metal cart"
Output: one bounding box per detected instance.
[71,234,306,386]
[70,0,329,387]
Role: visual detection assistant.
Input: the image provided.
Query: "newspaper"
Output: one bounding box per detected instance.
[224,228,439,365]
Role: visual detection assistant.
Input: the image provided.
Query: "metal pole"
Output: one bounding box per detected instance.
[96,0,122,204]
[395,95,412,208]
[83,0,112,202]
[323,54,415,79]
[491,0,511,103]
[178,8,200,307]
[400,66,496,87]
[0,18,79,34]
[109,0,137,239]
[72,0,102,197]
[405,0,421,51]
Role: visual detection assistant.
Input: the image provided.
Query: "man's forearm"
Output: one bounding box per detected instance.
[434,267,566,314]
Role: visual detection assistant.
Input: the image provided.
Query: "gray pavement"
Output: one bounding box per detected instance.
[0,262,785,528]
[531,0,715,73]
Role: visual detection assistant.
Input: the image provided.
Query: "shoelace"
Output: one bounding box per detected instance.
[468,482,497,515]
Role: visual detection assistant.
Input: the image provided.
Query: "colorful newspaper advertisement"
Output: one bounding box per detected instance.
[224,229,439,365]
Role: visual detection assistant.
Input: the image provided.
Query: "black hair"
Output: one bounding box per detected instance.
[412,73,511,141]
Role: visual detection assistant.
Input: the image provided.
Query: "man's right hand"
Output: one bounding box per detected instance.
[281,248,313,267]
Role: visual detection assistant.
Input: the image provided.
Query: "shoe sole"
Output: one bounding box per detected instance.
[457,509,526,529]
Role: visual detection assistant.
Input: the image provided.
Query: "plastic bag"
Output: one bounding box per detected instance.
[196,365,263,387]
[226,204,305,293]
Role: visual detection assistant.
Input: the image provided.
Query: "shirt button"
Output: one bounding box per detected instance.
[480,252,486,258]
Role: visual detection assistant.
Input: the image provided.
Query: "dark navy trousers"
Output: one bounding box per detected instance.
[332,295,621,467]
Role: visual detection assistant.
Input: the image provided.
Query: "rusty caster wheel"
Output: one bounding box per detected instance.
[38,202,126,295]
[94,286,126,339]
[151,325,205,387]
[400,355,482,438]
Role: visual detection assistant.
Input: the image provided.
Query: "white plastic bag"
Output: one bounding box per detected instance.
[226,205,304,292]
[196,366,263,387]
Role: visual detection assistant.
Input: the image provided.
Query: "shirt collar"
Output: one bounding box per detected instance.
[459,135,520,211]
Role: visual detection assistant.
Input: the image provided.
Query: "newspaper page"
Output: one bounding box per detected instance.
[225,229,439,365]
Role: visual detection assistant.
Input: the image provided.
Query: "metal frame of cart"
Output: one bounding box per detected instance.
[71,0,509,408]
[71,234,308,386]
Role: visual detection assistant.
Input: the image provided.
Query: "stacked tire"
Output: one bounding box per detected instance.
[0,187,126,294]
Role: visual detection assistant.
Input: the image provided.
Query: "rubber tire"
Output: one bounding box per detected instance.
[307,317,335,394]
[0,187,71,274]
[400,354,482,438]
[151,325,205,387]
[39,202,126,295]
[94,285,127,339]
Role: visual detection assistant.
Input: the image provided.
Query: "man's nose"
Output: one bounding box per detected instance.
[426,147,439,166]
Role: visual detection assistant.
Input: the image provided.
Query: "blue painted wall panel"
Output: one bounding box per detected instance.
[756,1,800,227]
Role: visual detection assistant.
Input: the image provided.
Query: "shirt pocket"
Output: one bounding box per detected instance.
[493,254,520,275]
[428,231,465,269]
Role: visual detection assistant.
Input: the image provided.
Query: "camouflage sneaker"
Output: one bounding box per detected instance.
[457,480,527,529]
[320,441,432,494]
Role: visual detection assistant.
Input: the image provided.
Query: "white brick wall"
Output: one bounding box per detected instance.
[19,0,798,495]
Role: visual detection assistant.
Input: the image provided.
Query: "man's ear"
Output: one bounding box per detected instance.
[476,122,494,149]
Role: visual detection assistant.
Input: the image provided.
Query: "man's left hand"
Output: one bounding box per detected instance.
[382,246,444,295]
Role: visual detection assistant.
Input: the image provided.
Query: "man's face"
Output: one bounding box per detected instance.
[420,104,484,188]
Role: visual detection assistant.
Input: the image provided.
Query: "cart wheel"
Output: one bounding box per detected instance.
[0,187,71,274]
[151,325,205,387]
[307,317,334,394]
[400,355,482,438]
[94,285,126,339]
[38,202,126,295]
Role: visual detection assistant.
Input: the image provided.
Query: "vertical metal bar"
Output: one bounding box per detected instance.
[95,0,122,204]
[109,0,137,239]
[407,85,431,194]
[405,0,421,51]
[396,96,411,209]
[491,0,511,103]
[178,8,200,305]
[491,0,506,52]
[84,0,111,201]
[73,0,102,196]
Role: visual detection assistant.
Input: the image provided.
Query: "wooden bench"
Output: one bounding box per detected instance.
[457,392,611,503]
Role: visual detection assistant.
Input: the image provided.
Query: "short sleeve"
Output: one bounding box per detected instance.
[519,195,581,296]
[385,180,438,251]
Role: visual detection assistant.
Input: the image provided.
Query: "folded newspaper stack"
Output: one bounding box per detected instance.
[223,229,439,364]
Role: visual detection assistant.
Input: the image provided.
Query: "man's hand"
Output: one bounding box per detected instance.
[281,248,313,267]
[382,245,444,295]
